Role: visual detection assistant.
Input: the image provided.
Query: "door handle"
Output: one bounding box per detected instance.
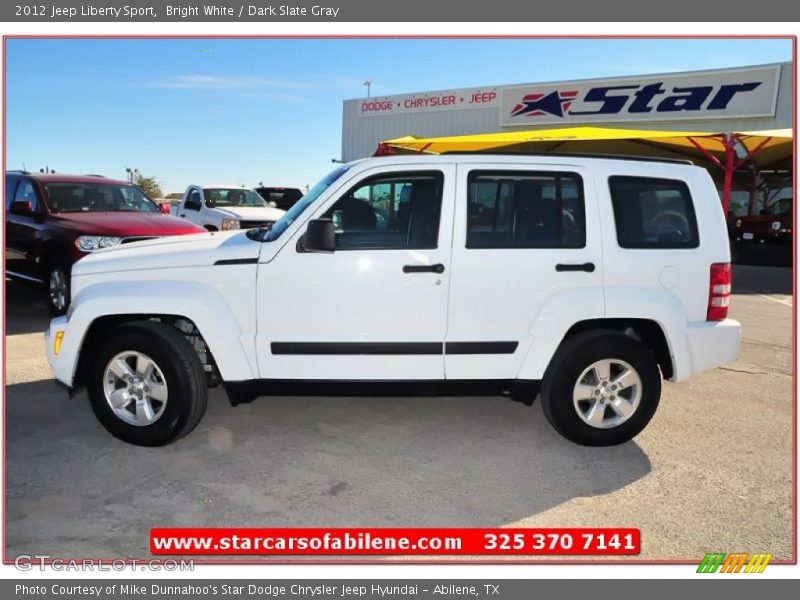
[403,264,445,274]
[555,262,595,273]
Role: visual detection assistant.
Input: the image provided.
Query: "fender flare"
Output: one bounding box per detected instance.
[67,280,257,383]
[516,286,688,381]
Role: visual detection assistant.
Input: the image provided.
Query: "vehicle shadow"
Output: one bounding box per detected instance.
[5,379,651,558]
[4,278,51,336]
[732,243,792,268]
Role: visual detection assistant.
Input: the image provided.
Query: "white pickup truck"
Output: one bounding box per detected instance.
[170,184,285,231]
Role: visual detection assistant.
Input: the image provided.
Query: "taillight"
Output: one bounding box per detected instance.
[707,262,732,321]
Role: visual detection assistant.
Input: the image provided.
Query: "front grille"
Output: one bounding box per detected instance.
[240,220,274,229]
[743,222,772,233]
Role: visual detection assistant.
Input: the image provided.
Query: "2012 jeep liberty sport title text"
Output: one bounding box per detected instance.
[45,154,740,447]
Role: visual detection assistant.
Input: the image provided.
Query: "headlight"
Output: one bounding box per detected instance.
[221,219,240,231]
[75,236,122,252]
[735,219,742,228]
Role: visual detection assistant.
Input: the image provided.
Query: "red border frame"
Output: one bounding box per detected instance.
[1,33,796,568]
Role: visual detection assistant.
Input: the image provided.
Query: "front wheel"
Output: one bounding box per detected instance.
[86,320,208,446]
[46,263,70,316]
[541,331,661,446]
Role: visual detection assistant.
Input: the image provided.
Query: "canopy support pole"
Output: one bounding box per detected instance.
[722,135,735,216]
[688,134,736,215]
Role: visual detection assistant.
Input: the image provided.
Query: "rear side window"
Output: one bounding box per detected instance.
[609,176,699,249]
[467,171,585,249]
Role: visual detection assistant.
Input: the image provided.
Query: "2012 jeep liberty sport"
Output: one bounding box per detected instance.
[45,154,741,447]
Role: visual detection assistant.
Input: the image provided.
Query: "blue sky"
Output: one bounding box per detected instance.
[5,38,792,194]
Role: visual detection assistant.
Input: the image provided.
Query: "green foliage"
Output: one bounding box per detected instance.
[133,173,164,199]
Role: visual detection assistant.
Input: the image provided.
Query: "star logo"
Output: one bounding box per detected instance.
[510,90,579,118]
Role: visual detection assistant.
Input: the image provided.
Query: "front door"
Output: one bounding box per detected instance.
[255,164,455,380]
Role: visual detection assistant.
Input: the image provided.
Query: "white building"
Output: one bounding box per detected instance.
[341,62,792,162]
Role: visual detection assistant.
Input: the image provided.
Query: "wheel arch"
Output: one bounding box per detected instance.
[66,281,258,388]
[72,314,216,389]
[558,318,674,380]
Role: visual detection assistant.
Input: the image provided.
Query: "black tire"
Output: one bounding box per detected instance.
[85,320,208,446]
[541,330,661,447]
[44,262,71,316]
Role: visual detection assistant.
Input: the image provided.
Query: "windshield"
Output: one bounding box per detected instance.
[204,188,266,208]
[767,199,792,216]
[258,188,303,204]
[261,166,351,242]
[42,182,160,213]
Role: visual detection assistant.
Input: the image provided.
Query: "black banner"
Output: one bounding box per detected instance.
[4,0,800,22]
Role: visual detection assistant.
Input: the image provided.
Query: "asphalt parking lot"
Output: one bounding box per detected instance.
[3,264,794,562]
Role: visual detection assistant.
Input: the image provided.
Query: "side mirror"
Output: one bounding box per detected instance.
[302,219,335,253]
[185,199,201,211]
[10,200,33,216]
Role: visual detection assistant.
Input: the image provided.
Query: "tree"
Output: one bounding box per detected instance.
[133,173,164,199]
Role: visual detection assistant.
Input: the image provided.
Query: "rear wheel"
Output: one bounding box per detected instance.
[86,320,208,446]
[541,331,661,446]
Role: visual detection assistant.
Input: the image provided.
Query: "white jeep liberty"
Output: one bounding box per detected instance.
[45,154,741,447]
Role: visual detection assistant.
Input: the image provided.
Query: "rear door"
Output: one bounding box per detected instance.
[445,162,602,379]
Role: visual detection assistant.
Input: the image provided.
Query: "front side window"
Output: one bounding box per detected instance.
[467,171,585,249]
[42,182,160,213]
[13,179,38,211]
[186,189,202,209]
[609,176,699,249]
[321,171,443,250]
[203,188,266,208]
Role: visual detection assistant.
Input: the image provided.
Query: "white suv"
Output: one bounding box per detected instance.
[45,154,741,447]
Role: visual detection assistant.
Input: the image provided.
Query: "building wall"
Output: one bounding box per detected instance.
[341,62,792,161]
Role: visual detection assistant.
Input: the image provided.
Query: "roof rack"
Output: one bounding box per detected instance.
[439,151,694,166]
[6,169,30,175]
[84,174,106,177]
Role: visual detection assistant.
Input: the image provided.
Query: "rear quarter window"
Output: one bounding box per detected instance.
[609,176,699,249]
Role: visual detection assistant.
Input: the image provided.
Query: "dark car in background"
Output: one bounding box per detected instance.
[254,186,303,211]
[731,198,792,265]
[732,198,792,244]
[5,171,205,315]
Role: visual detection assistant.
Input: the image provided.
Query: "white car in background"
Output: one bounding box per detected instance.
[170,184,285,231]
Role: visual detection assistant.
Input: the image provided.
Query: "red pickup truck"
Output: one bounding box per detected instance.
[5,171,204,314]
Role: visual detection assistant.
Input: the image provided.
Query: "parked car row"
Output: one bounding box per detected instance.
[5,171,205,315]
[5,171,304,315]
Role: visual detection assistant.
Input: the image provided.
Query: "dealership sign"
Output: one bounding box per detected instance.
[500,66,781,126]
[357,87,501,117]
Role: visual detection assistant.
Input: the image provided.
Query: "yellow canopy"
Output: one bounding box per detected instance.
[379,126,792,171]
